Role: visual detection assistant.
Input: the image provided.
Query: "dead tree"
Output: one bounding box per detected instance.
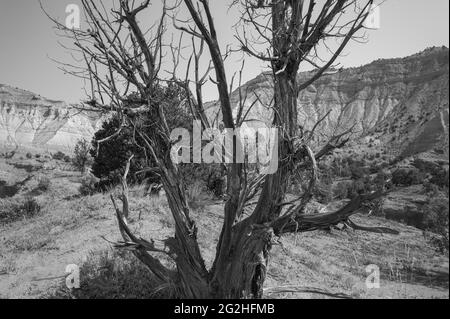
[45,0,396,299]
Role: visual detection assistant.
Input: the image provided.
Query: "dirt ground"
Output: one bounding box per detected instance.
[0,149,448,299]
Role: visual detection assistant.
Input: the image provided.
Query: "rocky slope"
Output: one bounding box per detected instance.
[0,85,102,152]
[1,47,448,155]
[206,46,449,156]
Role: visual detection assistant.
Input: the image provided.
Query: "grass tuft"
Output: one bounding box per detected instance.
[49,250,177,299]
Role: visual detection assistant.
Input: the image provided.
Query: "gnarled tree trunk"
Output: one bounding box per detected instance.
[48,0,397,299]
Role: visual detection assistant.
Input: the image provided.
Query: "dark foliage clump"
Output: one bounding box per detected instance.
[52,151,66,161]
[90,84,226,197]
[90,85,191,189]
[90,115,150,190]
[392,168,424,186]
[73,139,92,173]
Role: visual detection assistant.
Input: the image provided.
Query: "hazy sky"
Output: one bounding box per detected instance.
[0,0,448,103]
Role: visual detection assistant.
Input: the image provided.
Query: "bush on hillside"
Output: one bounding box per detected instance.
[73,139,92,173]
[0,196,41,225]
[50,250,173,299]
[90,84,191,188]
[392,168,424,186]
[349,162,370,180]
[52,151,66,161]
[413,158,449,188]
[89,115,149,190]
[89,84,226,197]
[332,181,350,200]
[315,176,334,203]
[36,176,51,192]
[423,194,449,254]
[79,174,99,196]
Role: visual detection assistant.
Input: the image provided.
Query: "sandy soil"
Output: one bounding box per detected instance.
[0,151,448,299]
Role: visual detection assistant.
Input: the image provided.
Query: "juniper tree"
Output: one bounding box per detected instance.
[45,0,396,299]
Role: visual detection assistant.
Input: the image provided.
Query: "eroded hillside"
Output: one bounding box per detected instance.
[0,85,102,151]
[206,46,449,156]
[1,47,448,156]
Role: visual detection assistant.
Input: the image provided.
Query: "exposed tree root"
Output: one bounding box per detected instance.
[345,218,400,235]
[264,285,353,299]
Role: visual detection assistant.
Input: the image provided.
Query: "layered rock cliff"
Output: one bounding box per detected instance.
[206,46,449,156]
[0,85,102,151]
[1,47,448,155]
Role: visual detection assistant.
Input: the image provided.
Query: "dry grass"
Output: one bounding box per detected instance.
[0,151,448,299]
[36,176,51,192]
[0,196,41,225]
[48,250,176,299]
[186,181,208,210]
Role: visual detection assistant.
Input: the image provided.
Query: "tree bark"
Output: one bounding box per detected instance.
[59,0,388,299]
[209,221,274,299]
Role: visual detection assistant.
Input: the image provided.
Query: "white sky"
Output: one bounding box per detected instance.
[0,0,448,103]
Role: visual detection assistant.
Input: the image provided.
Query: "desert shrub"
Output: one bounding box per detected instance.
[52,151,66,161]
[339,164,352,178]
[21,196,41,216]
[423,158,450,190]
[378,161,389,169]
[4,225,53,252]
[315,176,334,203]
[90,115,149,190]
[89,85,227,198]
[50,250,174,299]
[329,157,366,179]
[333,181,349,200]
[0,196,41,224]
[79,174,99,196]
[423,194,449,254]
[63,155,72,163]
[90,85,190,190]
[35,154,41,159]
[348,179,367,199]
[428,167,449,188]
[206,169,226,198]
[73,139,92,173]
[186,181,204,204]
[413,158,449,188]
[392,168,424,186]
[26,152,33,159]
[36,176,51,192]
[423,180,440,194]
[373,170,392,192]
[180,163,226,198]
[0,200,17,224]
[349,162,369,180]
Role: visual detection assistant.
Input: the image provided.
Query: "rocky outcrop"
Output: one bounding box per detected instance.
[0,85,102,151]
[207,46,449,156]
[1,47,448,154]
